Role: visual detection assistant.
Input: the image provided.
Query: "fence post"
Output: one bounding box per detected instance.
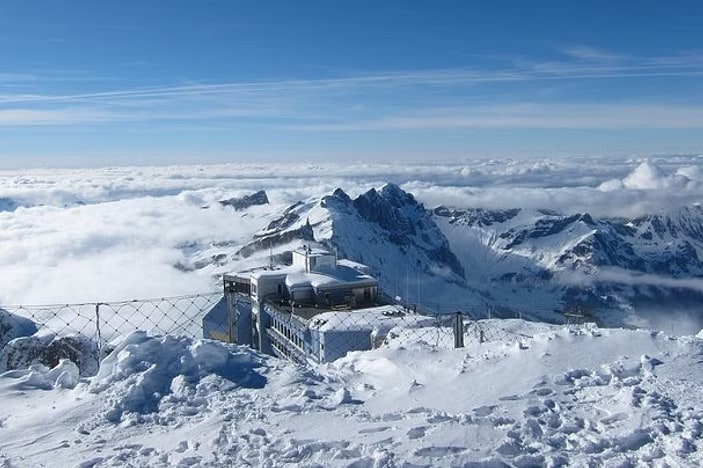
[226,293,237,343]
[453,312,464,348]
[94,302,102,365]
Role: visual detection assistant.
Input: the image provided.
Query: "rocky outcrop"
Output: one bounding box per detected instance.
[0,333,107,377]
[219,190,269,210]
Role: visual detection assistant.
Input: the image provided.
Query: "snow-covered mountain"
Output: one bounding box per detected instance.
[435,204,703,326]
[177,183,703,328]
[233,184,484,312]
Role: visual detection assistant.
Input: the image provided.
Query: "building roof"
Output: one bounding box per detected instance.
[284,264,376,290]
[230,259,376,290]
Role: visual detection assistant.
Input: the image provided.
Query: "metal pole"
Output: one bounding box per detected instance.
[95,303,102,365]
[454,312,464,348]
[228,295,236,343]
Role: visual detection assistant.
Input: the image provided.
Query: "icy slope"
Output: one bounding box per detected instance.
[0,324,702,466]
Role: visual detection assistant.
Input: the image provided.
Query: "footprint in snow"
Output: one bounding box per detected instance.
[176,456,202,467]
[472,405,496,417]
[532,387,555,397]
[414,446,465,457]
[406,426,427,439]
[358,426,390,434]
[600,412,628,425]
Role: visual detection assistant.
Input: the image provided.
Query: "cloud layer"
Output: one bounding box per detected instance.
[1,155,702,304]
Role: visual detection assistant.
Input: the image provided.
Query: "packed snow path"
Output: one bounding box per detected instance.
[0,321,702,467]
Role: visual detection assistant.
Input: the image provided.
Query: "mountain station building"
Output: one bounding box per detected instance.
[203,245,417,362]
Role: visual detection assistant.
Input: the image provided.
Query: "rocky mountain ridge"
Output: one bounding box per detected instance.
[182,185,703,327]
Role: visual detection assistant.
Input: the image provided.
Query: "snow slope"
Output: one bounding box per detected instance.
[1,323,702,466]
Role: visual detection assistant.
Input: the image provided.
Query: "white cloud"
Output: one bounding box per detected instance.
[597,160,696,192]
[1,156,703,303]
[622,160,689,190]
[561,46,624,62]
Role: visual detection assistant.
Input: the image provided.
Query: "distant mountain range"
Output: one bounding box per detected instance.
[182,185,703,329]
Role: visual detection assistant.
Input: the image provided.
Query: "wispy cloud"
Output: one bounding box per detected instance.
[560,45,625,62]
[0,50,702,128]
[594,267,703,294]
[2,50,703,105]
[285,103,703,131]
[0,108,119,125]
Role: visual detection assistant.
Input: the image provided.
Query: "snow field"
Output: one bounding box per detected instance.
[0,321,701,466]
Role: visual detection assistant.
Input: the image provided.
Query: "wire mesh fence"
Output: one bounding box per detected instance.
[0,291,574,376]
[0,292,222,376]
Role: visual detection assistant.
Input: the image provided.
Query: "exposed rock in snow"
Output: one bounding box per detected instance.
[218,190,269,210]
[435,203,703,325]
[233,184,473,315]
[0,333,103,377]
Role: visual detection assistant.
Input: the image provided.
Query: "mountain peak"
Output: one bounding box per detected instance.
[320,188,353,210]
[331,187,352,202]
[380,183,416,207]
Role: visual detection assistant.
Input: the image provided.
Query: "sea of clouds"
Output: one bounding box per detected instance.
[1,154,701,304]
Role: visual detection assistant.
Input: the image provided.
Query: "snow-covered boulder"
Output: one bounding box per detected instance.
[0,333,102,376]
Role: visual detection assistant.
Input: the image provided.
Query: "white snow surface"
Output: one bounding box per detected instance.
[1,322,702,467]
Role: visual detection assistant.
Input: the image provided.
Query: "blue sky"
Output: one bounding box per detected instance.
[0,1,702,168]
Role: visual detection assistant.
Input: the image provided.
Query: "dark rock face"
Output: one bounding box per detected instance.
[630,206,703,241]
[238,184,465,280]
[354,187,417,242]
[434,207,521,227]
[265,211,300,232]
[351,184,464,278]
[0,333,107,376]
[219,190,269,210]
[320,188,354,213]
[238,218,315,258]
[501,214,586,249]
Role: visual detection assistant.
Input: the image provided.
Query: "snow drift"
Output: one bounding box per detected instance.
[0,323,702,466]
